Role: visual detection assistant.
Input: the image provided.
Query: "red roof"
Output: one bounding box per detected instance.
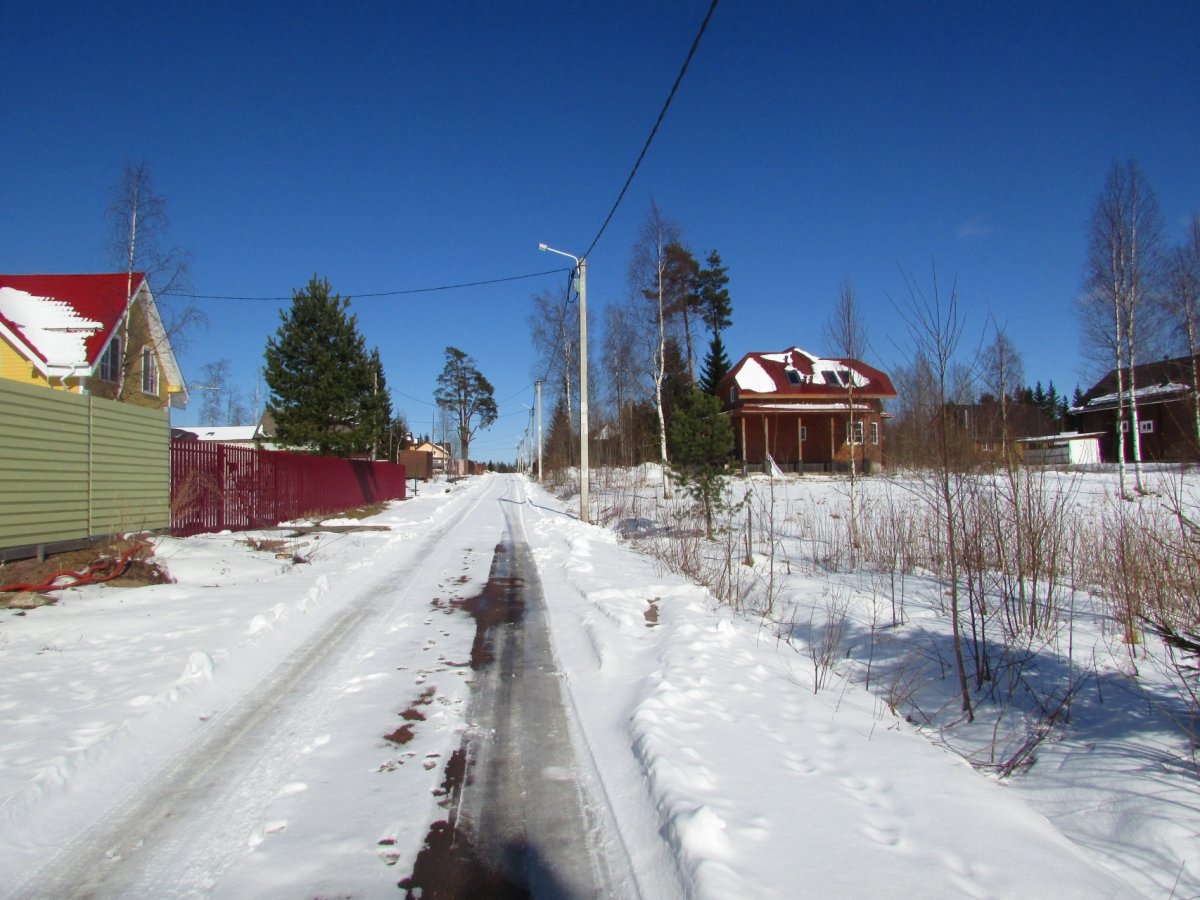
[719,347,898,400]
[0,273,144,365]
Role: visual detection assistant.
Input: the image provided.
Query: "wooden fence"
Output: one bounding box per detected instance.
[0,380,169,561]
[170,440,407,537]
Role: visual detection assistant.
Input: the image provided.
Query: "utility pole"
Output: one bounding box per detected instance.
[538,243,589,522]
[535,379,543,483]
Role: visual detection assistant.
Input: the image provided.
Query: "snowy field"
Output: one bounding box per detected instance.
[0,470,1195,897]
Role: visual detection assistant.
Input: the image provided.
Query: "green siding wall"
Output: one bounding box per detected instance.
[0,380,169,557]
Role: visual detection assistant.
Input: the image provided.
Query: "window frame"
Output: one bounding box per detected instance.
[98,335,121,383]
[140,345,159,396]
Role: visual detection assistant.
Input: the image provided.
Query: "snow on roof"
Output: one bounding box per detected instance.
[0,286,102,371]
[735,357,776,392]
[728,401,875,413]
[1072,382,1190,413]
[0,273,189,407]
[180,425,264,442]
[732,347,884,395]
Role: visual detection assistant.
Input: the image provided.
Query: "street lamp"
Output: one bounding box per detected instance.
[537,242,589,523]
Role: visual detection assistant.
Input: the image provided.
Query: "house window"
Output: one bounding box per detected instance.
[870,421,879,445]
[98,335,121,383]
[846,420,864,444]
[1120,421,1130,433]
[141,346,159,395]
[1139,420,1154,434]
[800,426,808,442]
[729,385,738,404]
[786,369,802,385]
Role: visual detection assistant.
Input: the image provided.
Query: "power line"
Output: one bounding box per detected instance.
[161,267,569,302]
[580,0,719,262]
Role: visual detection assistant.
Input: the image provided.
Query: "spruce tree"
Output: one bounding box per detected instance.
[264,275,378,456]
[365,348,394,459]
[699,332,732,395]
[667,389,734,539]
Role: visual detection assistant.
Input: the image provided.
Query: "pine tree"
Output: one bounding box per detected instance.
[695,250,732,336]
[699,332,732,395]
[434,346,497,471]
[667,389,734,539]
[264,275,377,456]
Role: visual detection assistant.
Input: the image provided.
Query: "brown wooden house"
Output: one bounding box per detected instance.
[1071,357,1200,463]
[717,347,897,473]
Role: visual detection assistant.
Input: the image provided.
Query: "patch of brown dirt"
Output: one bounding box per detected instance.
[449,543,525,669]
[645,596,660,627]
[0,539,171,593]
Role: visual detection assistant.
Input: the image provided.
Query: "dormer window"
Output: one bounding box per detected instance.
[786,369,802,385]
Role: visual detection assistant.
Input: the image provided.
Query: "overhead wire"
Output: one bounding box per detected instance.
[161,267,568,302]
[580,0,719,263]
[535,0,718,404]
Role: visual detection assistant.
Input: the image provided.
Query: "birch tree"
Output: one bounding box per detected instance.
[980,323,1025,460]
[528,285,578,427]
[1080,159,1166,497]
[628,202,680,498]
[1166,214,1200,450]
[898,264,974,721]
[825,277,868,560]
[105,161,199,399]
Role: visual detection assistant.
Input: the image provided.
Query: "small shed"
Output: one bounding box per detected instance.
[1017,432,1103,466]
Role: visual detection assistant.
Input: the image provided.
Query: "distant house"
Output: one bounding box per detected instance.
[0,272,188,409]
[948,400,1059,454]
[412,440,451,475]
[172,424,274,448]
[717,347,897,473]
[1071,357,1200,463]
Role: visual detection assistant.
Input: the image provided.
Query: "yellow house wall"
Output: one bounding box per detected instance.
[85,299,171,409]
[0,334,83,392]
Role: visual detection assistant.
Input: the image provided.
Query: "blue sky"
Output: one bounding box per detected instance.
[4,1,1198,461]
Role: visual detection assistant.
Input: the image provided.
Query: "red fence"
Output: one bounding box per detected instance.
[170,440,407,537]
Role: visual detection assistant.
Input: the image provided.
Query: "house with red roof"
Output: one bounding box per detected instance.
[0,273,188,409]
[716,347,897,473]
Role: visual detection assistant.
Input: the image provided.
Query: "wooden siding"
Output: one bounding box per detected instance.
[0,379,168,559]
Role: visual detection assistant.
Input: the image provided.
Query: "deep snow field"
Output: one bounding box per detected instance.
[0,469,1195,898]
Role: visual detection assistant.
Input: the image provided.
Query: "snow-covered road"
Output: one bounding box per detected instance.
[1,473,1146,898]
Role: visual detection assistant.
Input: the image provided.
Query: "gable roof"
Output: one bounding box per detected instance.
[0,274,137,366]
[0,273,187,404]
[720,347,897,400]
